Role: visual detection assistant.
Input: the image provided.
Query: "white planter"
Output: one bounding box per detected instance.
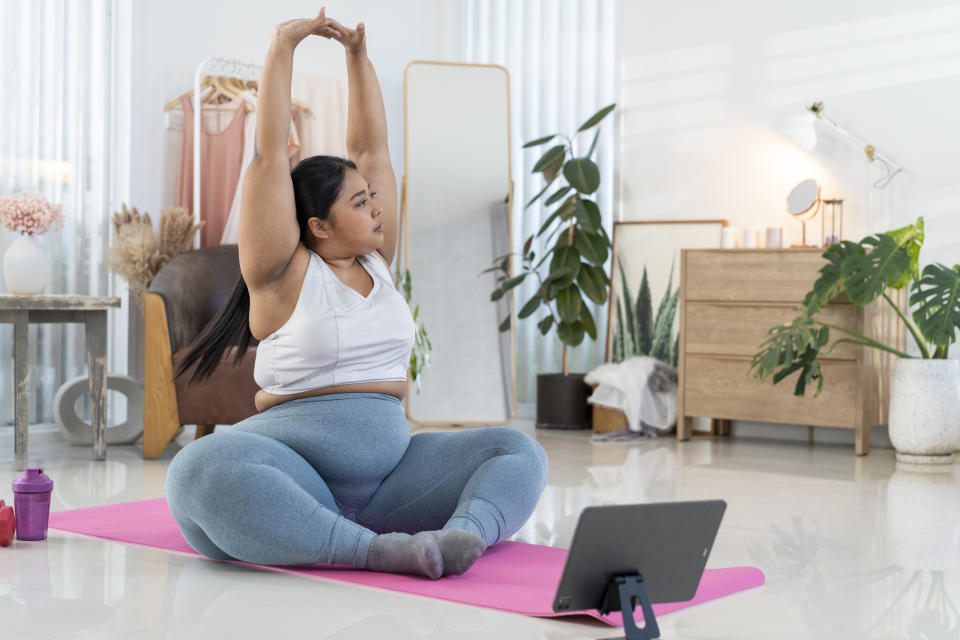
[2,234,49,294]
[888,358,960,464]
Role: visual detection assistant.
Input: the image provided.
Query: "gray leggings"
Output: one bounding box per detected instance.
[165,392,548,567]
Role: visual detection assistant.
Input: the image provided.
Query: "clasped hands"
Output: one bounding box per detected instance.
[273,6,366,55]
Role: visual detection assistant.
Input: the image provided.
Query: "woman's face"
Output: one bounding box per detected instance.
[311,168,384,255]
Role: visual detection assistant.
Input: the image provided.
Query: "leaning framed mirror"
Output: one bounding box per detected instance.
[402,60,516,425]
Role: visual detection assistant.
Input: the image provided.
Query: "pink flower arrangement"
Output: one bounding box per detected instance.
[0,192,65,237]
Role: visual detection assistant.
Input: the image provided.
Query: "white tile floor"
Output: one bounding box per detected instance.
[1,419,959,639]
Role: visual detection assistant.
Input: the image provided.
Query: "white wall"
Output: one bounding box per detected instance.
[619,0,960,265]
[618,0,960,445]
[129,0,452,223]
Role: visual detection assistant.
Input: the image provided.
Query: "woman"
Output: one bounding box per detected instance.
[165,9,548,580]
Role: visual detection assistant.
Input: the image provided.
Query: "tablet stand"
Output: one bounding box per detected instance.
[599,574,661,640]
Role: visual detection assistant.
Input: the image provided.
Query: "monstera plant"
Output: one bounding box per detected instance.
[751,217,960,461]
[485,103,616,428]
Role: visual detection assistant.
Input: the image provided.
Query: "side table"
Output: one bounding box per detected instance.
[0,295,121,469]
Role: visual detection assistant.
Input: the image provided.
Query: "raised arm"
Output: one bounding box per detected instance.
[239,11,330,290]
[321,18,399,266]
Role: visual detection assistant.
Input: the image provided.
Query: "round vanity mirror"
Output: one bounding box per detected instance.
[786,178,821,247]
[787,178,820,220]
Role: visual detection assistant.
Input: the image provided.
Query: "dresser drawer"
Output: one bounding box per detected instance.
[683,355,858,427]
[684,302,861,360]
[684,249,830,303]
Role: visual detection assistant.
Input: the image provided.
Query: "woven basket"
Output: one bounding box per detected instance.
[590,384,628,433]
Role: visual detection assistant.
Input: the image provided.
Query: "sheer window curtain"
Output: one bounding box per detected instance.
[0,0,130,429]
[450,0,619,403]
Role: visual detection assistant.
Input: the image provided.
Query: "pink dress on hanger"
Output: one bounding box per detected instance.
[218,90,301,245]
[177,94,247,248]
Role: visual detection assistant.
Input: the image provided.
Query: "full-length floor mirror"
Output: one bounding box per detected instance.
[403,61,516,425]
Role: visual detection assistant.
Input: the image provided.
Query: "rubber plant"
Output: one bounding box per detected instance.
[485,103,616,375]
[751,217,960,396]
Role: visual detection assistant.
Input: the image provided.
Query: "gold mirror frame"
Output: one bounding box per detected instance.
[786,179,822,247]
[401,60,517,427]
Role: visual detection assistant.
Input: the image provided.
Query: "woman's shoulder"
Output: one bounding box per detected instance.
[366,250,401,289]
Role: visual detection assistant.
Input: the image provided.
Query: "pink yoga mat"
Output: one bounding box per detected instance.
[49,498,763,627]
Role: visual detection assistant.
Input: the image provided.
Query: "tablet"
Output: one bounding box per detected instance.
[553,500,727,613]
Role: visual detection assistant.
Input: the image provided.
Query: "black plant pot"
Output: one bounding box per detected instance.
[536,373,592,430]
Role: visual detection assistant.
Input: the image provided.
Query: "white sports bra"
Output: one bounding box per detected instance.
[253,249,415,394]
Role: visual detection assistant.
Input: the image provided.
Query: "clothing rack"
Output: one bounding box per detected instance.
[192,56,262,246]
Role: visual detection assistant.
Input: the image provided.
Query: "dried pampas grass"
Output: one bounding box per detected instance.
[106,203,203,309]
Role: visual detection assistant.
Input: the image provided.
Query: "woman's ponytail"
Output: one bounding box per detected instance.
[175,274,253,385]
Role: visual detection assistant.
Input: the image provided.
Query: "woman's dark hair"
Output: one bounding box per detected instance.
[175,155,357,384]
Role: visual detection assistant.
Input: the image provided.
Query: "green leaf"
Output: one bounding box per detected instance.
[807,240,862,313]
[650,291,679,362]
[577,264,608,305]
[479,264,505,275]
[550,246,582,288]
[563,158,601,194]
[909,263,960,349]
[536,206,563,237]
[533,145,566,173]
[887,217,925,288]
[525,178,556,209]
[518,292,542,319]
[543,153,566,182]
[577,103,616,132]
[750,315,827,397]
[545,282,563,301]
[580,305,597,340]
[523,134,556,148]
[557,286,583,324]
[538,315,555,335]
[587,128,601,159]
[498,316,511,332]
[490,287,505,302]
[618,260,636,357]
[557,196,578,222]
[402,269,412,300]
[545,186,573,206]
[523,235,534,256]
[614,299,627,361]
[650,259,678,362]
[841,233,913,306]
[502,273,526,291]
[555,224,577,248]
[635,267,653,355]
[557,321,586,346]
[574,199,602,233]
[544,267,574,284]
[574,229,608,266]
[537,198,576,238]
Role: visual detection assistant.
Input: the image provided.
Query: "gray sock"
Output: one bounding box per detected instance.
[427,529,487,576]
[365,532,443,580]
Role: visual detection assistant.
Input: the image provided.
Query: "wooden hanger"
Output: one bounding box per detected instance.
[200,75,254,112]
[163,76,216,111]
[222,75,248,95]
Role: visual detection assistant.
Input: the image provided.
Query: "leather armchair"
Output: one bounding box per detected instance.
[143,245,259,458]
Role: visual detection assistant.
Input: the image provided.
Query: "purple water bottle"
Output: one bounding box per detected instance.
[12,467,53,541]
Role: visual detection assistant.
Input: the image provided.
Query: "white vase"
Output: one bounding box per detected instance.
[2,234,49,294]
[888,358,960,464]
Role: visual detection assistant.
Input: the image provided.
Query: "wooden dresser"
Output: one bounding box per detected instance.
[676,248,905,455]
